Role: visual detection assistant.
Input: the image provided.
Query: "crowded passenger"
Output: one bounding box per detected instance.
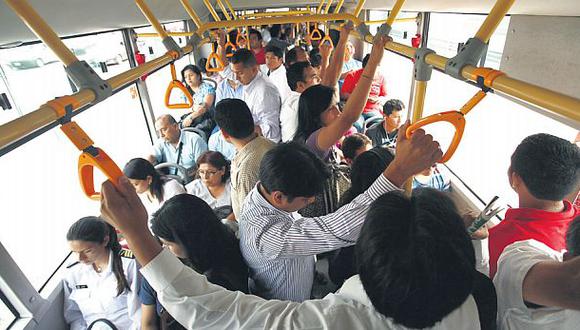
[340,41,362,79]
[140,194,248,329]
[213,98,275,220]
[147,114,208,175]
[64,217,141,330]
[185,151,232,212]
[365,99,405,147]
[494,215,580,329]
[488,133,580,278]
[123,158,186,217]
[179,65,216,138]
[285,46,309,67]
[412,164,451,191]
[341,133,373,165]
[248,29,266,65]
[198,57,223,84]
[230,48,282,142]
[294,33,390,164]
[264,45,291,101]
[341,53,388,121]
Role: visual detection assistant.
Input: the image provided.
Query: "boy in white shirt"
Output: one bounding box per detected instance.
[494,215,580,329]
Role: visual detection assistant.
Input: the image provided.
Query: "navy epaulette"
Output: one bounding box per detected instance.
[119,248,135,259]
[66,261,80,269]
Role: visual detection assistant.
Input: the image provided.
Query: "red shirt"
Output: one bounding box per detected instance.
[488,200,578,278]
[254,47,266,65]
[340,68,387,114]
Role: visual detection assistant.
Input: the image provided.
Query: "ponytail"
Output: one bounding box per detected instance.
[67,217,131,296]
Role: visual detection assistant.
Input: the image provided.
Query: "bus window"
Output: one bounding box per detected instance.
[368,10,419,47]
[0,72,22,126]
[0,293,16,329]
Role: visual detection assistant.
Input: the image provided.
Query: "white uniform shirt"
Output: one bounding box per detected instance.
[242,71,281,142]
[63,251,141,330]
[140,179,186,218]
[141,248,480,329]
[494,239,578,329]
[279,91,300,142]
[186,178,232,209]
[266,64,291,103]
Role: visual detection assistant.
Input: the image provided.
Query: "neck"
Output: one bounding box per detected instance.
[384,121,397,133]
[270,63,282,72]
[93,251,110,273]
[519,196,565,212]
[207,183,225,196]
[258,183,279,210]
[231,133,258,150]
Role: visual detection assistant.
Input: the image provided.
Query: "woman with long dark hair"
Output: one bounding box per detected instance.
[123,158,186,217]
[63,216,140,329]
[293,35,390,164]
[139,194,248,329]
[180,64,216,138]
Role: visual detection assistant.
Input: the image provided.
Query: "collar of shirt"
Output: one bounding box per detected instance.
[244,71,265,94]
[233,136,271,166]
[335,275,373,307]
[504,200,576,222]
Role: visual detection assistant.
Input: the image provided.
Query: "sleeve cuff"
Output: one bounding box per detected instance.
[140,248,186,293]
[366,174,401,199]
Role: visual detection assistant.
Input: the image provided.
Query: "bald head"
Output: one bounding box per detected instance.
[155,114,180,145]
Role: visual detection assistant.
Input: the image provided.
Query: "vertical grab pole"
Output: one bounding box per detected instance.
[316,0,326,14]
[334,0,345,13]
[178,0,203,28]
[135,0,170,39]
[475,0,516,43]
[324,0,333,14]
[216,0,232,20]
[202,0,222,21]
[4,0,78,66]
[223,0,238,19]
[385,0,406,26]
[353,0,366,17]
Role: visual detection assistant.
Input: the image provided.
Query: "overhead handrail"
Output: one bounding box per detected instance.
[164,61,194,109]
[222,0,238,19]
[206,43,225,72]
[334,0,345,13]
[316,0,326,14]
[202,0,221,22]
[216,0,232,20]
[241,10,313,19]
[407,68,504,163]
[365,17,417,25]
[178,0,203,28]
[135,0,170,40]
[353,0,366,17]
[324,0,333,14]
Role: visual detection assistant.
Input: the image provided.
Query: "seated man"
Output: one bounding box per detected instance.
[214,98,275,220]
[147,114,208,175]
[100,158,485,329]
[264,45,291,102]
[365,99,405,147]
[239,123,442,302]
[489,133,580,278]
[341,133,372,165]
[231,48,281,142]
[494,215,580,329]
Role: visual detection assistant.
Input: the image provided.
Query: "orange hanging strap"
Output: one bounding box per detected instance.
[164,62,194,109]
[321,34,334,47]
[406,67,505,163]
[206,43,225,72]
[225,33,237,57]
[310,26,322,40]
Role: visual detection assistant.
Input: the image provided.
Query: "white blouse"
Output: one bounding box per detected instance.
[186,178,232,209]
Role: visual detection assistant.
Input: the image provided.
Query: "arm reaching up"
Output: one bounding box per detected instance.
[321,23,353,87]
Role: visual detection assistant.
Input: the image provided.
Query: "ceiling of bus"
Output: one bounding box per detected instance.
[0,0,579,45]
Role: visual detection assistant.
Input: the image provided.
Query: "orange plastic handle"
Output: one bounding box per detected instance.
[164,63,193,109]
[225,35,237,57]
[310,27,322,40]
[206,45,225,73]
[236,29,246,46]
[321,34,334,47]
[406,111,466,163]
[78,147,123,200]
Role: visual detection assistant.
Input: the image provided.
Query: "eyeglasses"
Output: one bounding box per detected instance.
[198,170,218,176]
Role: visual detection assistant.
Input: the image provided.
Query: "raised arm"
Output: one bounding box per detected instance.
[321,23,352,87]
[316,34,390,151]
[523,256,580,310]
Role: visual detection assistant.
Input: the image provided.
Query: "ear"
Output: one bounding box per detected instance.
[220,128,231,141]
[271,191,285,205]
[147,175,153,185]
[102,234,110,247]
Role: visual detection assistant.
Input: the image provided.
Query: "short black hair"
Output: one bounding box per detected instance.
[286,61,311,91]
[511,133,580,201]
[383,99,405,116]
[309,49,322,68]
[265,44,284,59]
[357,189,475,328]
[285,46,306,66]
[567,216,580,257]
[249,28,263,41]
[362,54,370,68]
[259,142,330,200]
[231,48,257,68]
[214,99,255,139]
[341,133,372,161]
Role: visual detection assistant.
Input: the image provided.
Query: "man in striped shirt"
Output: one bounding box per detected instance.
[239,123,443,301]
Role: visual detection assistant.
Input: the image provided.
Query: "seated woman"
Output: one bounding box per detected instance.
[140,194,248,329]
[123,158,186,217]
[63,217,140,330]
[186,151,232,217]
[180,64,216,139]
[293,34,389,164]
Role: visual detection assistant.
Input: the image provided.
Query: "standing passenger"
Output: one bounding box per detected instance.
[214,98,275,220]
[230,49,281,142]
[248,29,266,65]
[264,45,291,102]
[64,217,141,330]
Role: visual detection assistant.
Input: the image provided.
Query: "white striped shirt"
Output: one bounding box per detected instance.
[239,174,400,302]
